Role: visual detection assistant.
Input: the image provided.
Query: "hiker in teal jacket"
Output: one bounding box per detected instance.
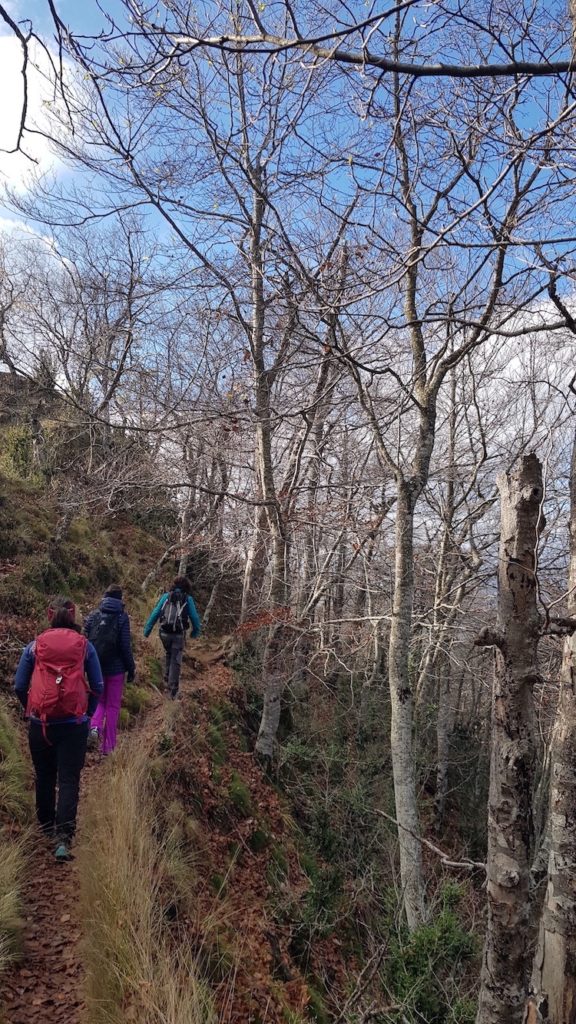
[143,576,201,699]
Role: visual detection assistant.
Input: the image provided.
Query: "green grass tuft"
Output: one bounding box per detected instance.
[227,772,253,818]
[206,723,227,765]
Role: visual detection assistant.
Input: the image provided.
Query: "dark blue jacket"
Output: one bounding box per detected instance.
[83,597,136,678]
[143,592,201,638]
[14,630,104,722]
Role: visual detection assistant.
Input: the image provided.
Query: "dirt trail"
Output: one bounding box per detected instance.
[1,640,223,1023]
[2,636,333,1024]
[2,765,97,1023]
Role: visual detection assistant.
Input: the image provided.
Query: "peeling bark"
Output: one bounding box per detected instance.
[477,453,543,1024]
[530,429,576,1023]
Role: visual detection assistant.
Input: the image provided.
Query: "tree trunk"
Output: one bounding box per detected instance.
[254,623,287,761]
[388,481,426,931]
[476,453,543,1024]
[255,528,289,761]
[434,655,453,830]
[529,429,576,1023]
[177,486,195,577]
[240,504,268,623]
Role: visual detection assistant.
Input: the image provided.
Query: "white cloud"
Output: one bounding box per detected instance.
[0,1,23,15]
[0,34,62,190]
[0,212,54,244]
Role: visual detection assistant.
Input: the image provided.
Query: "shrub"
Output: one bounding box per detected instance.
[0,576,44,617]
[22,558,66,595]
[289,865,344,957]
[0,428,35,480]
[122,685,153,718]
[383,884,478,1023]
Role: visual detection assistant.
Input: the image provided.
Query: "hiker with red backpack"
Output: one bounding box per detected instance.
[14,596,103,862]
[83,585,136,755]
[143,576,201,699]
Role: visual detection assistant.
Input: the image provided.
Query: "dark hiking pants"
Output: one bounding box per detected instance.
[159,630,184,696]
[28,721,89,841]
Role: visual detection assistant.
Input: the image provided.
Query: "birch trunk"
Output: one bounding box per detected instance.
[476,453,543,1024]
[529,429,576,1023]
[240,505,268,624]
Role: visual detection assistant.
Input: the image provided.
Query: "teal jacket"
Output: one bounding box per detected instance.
[143,593,201,638]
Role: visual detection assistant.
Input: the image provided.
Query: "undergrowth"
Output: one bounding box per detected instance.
[381,883,478,1023]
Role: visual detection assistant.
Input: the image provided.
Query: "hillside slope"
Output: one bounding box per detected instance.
[0,470,480,1024]
[0,473,349,1024]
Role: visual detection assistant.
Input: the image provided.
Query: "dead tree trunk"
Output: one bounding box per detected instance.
[476,453,543,1024]
[529,429,576,1023]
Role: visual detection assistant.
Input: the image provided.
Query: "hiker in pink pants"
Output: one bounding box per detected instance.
[83,586,136,755]
[90,672,125,754]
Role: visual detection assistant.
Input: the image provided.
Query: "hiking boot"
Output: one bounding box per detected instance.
[54,841,73,862]
[170,689,181,700]
[87,727,99,751]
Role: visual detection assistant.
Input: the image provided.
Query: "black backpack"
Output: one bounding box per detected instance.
[86,611,120,670]
[159,591,188,634]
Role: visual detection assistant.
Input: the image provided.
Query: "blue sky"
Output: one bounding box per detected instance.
[2,0,576,284]
[0,1,130,186]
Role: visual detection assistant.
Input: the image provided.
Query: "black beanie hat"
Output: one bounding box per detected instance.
[105,586,123,600]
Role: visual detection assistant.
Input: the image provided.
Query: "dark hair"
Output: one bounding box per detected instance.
[171,576,191,595]
[105,585,123,600]
[48,595,81,632]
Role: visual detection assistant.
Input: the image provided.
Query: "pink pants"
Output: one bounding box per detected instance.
[91,673,124,755]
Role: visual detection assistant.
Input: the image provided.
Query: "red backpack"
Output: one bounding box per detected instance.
[26,629,89,723]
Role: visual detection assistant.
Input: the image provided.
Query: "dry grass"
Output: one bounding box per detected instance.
[0,702,31,824]
[77,742,217,1024]
[0,837,26,975]
[0,700,30,984]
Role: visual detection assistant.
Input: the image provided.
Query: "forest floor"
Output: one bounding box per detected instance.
[1,637,340,1024]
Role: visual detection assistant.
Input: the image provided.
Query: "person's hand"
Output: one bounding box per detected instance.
[127,673,135,685]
